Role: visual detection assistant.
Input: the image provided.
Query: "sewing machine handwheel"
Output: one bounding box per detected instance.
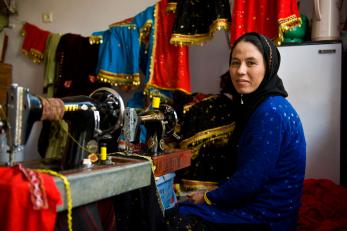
[89,87,125,135]
[159,104,178,138]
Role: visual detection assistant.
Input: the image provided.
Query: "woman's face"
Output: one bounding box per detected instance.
[229,41,266,94]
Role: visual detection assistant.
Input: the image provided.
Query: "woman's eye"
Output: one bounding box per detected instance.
[230,60,240,66]
[246,61,257,66]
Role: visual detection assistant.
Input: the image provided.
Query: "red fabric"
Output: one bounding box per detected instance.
[148,0,191,94]
[22,22,50,53]
[298,179,347,231]
[0,166,62,231]
[21,22,50,63]
[230,0,301,45]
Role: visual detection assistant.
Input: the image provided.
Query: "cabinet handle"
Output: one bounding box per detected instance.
[318,49,336,54]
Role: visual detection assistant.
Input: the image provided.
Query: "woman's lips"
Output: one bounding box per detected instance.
[236,79,249,86]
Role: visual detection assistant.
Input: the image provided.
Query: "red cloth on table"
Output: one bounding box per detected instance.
[230,0,301,45]
[0,166,62,231]
[298,178,347,231]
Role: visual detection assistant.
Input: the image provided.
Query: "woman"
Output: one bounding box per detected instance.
[166,32,306,231]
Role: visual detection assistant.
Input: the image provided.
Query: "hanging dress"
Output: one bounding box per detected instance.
[230,0,302,45]
[170,0,231,45]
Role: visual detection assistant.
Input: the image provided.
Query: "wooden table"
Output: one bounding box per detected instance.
[151,149,192,177]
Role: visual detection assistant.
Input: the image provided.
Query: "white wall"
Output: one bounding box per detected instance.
[189,30,230,94]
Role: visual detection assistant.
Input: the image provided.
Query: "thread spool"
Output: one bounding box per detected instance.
[100,144,107,161]
[152,97,160,109]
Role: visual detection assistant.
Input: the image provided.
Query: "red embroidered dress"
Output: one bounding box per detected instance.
[230,0,301,45]
[147,0,191,94]
[21,22,50,64]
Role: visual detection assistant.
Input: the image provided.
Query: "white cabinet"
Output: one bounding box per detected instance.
[278,42,342,184]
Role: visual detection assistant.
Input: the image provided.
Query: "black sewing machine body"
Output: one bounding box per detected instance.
[123,104,178,156]
[3,84,124,169]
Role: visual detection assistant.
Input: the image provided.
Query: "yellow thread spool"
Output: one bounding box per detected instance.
[100,145,107,161]
[152,97,160,109]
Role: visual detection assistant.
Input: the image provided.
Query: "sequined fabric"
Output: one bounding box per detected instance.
[93,25,141,88]
[165,208,271,231]
[179,96,306,231]
[230,0,301,45]
[170,0,231,45]
[147,0,191,95]
[175,93,236,183]
[54,33,105,97]
[179,94,235,146]
[89,0,191,101]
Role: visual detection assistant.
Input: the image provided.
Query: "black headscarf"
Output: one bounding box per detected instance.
[228,32,288,145]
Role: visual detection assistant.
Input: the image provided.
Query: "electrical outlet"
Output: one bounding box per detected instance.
[42,12,53,23]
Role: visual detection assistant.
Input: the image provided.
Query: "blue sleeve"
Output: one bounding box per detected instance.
[207,107,283,207]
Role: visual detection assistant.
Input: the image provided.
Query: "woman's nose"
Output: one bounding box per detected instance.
[237,62,247,74]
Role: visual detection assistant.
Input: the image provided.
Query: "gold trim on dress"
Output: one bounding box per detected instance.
[180,122,235,159]
[21,48,44,64]
[109,20,137,29]
[204,191,213,205]
[146,4,159,93]
[182,179,218,188]
[170,18,230,46]
[145,3,191,95]
[174,179,218,197]
[209,18,230,34]
[98,70,140,87]
[21,28,26,37]
[145,83,191,95]
[166,3,177,13]
[183,95,218,114]
[89,35,103,45]
[139,20,153,47]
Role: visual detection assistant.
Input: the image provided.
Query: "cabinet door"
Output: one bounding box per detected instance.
[278,43,342,184]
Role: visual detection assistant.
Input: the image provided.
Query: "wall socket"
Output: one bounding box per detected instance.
[42,12,53,23]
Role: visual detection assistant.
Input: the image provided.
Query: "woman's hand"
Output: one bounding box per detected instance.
[186,189,208,204]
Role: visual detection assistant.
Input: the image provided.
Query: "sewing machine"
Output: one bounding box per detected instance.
[0,85,190,213]
[2,83,124,169]
[122,101,178,156]
[0,84,155,213]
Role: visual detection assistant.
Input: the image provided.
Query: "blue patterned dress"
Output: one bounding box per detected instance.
[178,96,306,231]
